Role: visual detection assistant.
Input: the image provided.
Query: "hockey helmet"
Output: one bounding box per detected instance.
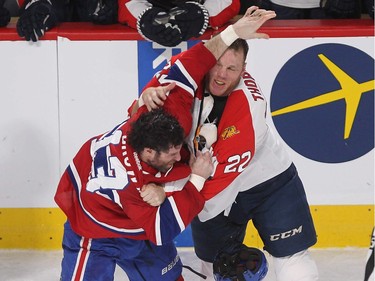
[213,245,268,281]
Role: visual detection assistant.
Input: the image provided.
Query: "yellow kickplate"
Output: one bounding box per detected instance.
[244,205,374,248]
[0,208,66,249]
[0,205,373,249]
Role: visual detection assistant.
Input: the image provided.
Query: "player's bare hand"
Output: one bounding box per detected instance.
[140,183,166,206]
[141,82,176,111]
[233,6,276,40]
[190,150,214,180]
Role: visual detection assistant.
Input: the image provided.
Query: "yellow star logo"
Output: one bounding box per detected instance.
[271,54,374,139]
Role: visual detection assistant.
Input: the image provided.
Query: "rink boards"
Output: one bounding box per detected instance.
[0,20,373,249]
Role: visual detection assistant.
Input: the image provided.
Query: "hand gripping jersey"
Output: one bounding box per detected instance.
[118,0,241,30]
[143,43,292,222]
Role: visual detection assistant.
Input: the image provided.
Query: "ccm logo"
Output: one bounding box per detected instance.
[270,225,303,241]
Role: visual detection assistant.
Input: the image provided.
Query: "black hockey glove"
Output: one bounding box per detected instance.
[320,0,362,19]
[213,244,268,281]
[137,6,183,47]
[89,0,118,24]
[0,5,10,27]
[169,1,209,40]
[17,0,58,42]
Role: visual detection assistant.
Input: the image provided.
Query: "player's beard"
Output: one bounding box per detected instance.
[147,154,174,173]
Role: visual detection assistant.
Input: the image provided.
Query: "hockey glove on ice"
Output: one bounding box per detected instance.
[0,0,10,27]
[89,0,118,24]
[169,1,209,41]
[17,0,58,42]
[213,245,268,281]
[137,6,183,47]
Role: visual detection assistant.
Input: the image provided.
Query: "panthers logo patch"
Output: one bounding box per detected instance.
[221,126,240,140]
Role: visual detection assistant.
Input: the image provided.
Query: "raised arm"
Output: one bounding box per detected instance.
[204,6,276,59]
[137,6,276,114]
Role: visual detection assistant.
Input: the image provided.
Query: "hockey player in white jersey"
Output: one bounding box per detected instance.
[139,16,319,281]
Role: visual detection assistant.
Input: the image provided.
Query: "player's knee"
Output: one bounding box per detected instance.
[273,249,319,281]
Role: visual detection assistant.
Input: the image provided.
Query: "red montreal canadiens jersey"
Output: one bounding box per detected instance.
[118,0,240,31]
[55,43,217,245]
[54,118,205,245]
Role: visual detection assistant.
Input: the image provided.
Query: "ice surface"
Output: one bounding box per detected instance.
[0,248,372,281]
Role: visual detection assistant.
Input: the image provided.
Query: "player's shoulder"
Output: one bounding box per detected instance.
[235,72,266,101]
[239,71,261,92]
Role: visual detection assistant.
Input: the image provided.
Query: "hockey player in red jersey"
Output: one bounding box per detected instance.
[55,7,276,281]
[55,108,214,280]
[138,9,319,281]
